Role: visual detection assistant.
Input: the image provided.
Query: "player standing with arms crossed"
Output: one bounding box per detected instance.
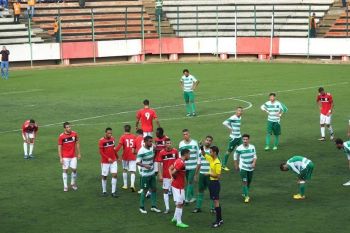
[22,119,38,159]
[316,87,334,141]
[136,99,160,137]
[180,69,199,117]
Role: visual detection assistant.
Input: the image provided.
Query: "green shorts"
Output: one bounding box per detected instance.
[186,169,196,185]
[141,175,156,190]
[267,121,281,135]
[239,169,254,184]
[183,91,195,103]
[299,162,314,181]
[198,173,210,192]
[227,137,242,152]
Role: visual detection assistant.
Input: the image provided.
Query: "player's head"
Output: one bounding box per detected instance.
[236,106,243,116]
[156,127,164,138]
[210,146,219,158]
[2,46,6,50]
[242,134,250,146]
[182,129,190,141]
[105,127,113,138]
[143,99,150,106]
[269,93,276,102]
[63,122,71,133]
[124,124,131,133]
[312,12,316,17]
[318,87,325,95]
[29,119,36,127]
[204,135,213,147]
[335,138,344,149]
[144,136,153,148]
[136,129,143,135]
[280,162,289,171]
[183,69,189,77]
[165,138,172,150]
[181,148,190,160]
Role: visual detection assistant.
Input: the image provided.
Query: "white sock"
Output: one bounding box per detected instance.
[112,177,117,193]
[23,142,28,156]
[123,172,128,187]
[176,207,182,224]
[131,173,135,187]
[164,193,169,210]
[71,172,77,185]
[62,173,68,188]
[328,126,334,134]
[29,143,34,155]
[321,127,325,137]
[102,179,107,193]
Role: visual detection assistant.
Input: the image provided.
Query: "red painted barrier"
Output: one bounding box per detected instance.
[237,37,279,55]
[144,38,184,54]
[62,42,98,59]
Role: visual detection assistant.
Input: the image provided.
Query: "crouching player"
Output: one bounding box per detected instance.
[22,119,38,159]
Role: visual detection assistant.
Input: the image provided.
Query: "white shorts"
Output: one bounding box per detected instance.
[153,162,159,173]
[320,114,332,125]
[23,132,35,140]
[122,160,136,172]
[172,187,185,204]
[62,157,77,170]
[101,161,118,176]
[162,178,171,190]
[143,132,153,137]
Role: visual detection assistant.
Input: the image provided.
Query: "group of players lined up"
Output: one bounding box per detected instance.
[21,78,350,228]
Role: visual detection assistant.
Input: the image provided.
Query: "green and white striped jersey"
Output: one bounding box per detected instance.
[260,100,283,122]
[287,156,312,175]
[342,141,350,160]
[180,75,198,92]
[197,147,210,174]
[179,139,199,170]
[234,144,257,171]
[136,146,155,177]
[223,114,241,139]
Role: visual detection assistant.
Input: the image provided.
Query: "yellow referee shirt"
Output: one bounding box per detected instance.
[204,154,222,180]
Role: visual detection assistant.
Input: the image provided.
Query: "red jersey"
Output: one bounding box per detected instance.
[317,93,333,115]
[22,120,38,134]
[134,135,144,154]
[99,136,117,163]
[172,158,186,189]
[159,148,178,178]
[136,107,158,133]
[115,133,136,161]
[58,131,78,158]
[154,135,169,162]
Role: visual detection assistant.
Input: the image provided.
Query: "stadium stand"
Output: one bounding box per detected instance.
[324,1,350,37]
[162,0,335,37]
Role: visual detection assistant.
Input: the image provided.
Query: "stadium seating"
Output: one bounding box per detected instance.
[163,0,335,37]
[325,5,350,37]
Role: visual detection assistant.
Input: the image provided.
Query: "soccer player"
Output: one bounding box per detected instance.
[158,138,178,213]
[234,134,257,203]
[335,138,350,186]
[260,93,285,150]
[136,99,160,137]
[316,87,334,141]
[154,127,169,175]
[200,145,223,228]
[180,69,199,117]
[169,148,190,228]
[22,119,38,159]
[222,107,243,171]
[280,155,314,199]
[115,125,137,192]
[134,129,145,194]
[136,136,161,214]
[99,127,118,197]
[58,122,81,192]
[179,129,200,203]
[193,135,215,213]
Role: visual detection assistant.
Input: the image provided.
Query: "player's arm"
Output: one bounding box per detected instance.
[75,140,81,159]
[192,80,199,91]
[260,104,268,114]
[155,117,160,128]
[287,162,300,174]
[135,111,140,130]
[180,79,184,90]
[251,154,257,169]
[158,161,163,181]
[194,156,201,181]
[329,96,334,116]
[348,120,350,138]
[233,152,239,171]
[223,120,233,133]
[58,144,63,164]
[169,164,176,182]
[136,156,151,169]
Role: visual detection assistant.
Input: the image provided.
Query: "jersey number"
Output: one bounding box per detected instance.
[126,139,134,148]
[145,112,151,120]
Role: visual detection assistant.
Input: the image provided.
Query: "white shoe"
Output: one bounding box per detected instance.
[138,189,143,194]
[343,180,350,186]
[318,137,325,141]
[64,187,68,192]
[330,134,334,141]
[189,198,196,203]
[150,207,161,213]
[71,184,78,191]
[139,207,147,214]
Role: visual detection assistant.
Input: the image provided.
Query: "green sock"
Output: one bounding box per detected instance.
[265,134,271,146]
[274,135,279,147]
[196,192,204,209]
[299,183,305,196]
[243,185,249,197]
[140,192,145,207]
[188,184,194,200]
[223,153,229,167]
[185,185,190,200]
[191,103,196,113]
[185,103,191,114]
[151,192,157,206]
[210,200,214,209]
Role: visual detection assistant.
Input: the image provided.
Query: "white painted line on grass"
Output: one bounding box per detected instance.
[0,89,44,95]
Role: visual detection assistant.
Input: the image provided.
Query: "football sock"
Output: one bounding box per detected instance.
[163,193,169,210]
[185,185,190,201]
[274,135,279,147]
[62,173,68,188]
[321,127,325,137]
[176,207,183,224]
[187,184,193,200]
[299,183,305,196]
[191,103,196,113]
[185,104,191,114]
[123,172,127,187]
[173,208,178,220]
[29,143,34,155]
[130,173,135,187]
[265,134,271,146]
[215,206,222,222]
[151,192,157,206]
[23,142,28,155]
[243,185,249,197]
[223,153,229,167]
[102,179,107,193]
[328,126,334,135]
[140,192,145,208]
[196,192,204,209]
[71,172,77,185]
[111,177,117,193]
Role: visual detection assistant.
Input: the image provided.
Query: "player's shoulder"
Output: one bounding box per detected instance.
[71,130,78,135]
[99,137,105,142]
[59,132,65,137]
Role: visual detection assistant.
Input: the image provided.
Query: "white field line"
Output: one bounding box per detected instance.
[0,89,44,95]
[0,82,347,134]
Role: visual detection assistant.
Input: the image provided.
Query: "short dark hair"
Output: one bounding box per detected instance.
[280,162,287,171]
[143,99,150,105]
[165,138,171,143]
[210,145,219,155]
[237,106,243,110]
[335,138,344,145]
[269,93,276,97]
[318,87,324,93]
[29,119,35,124]
[144,135,153,142]
[156,127,164,135]
[63,122,70,128]
[124,124,131,132]
[206,135,213,140]
[183,69,189,73]
[181,148,190,156]
[136,129,143,135]
[242,134,250,139]
[182,129,189,133]
[105,127,112,132]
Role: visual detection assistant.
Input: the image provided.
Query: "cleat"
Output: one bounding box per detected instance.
[138,189,143,194]
[272,146,278,151]
[293,194,305,200]
[244,196,250,203]
[63,187,68,192]
[171,217,177,224]
[264,146,270,151]
[186,113,191,117]
[176,222,189,228]
[318,137,325,141]
[189,198,196,203]
[218,219,224,225]
[29,155,35,159]
[223,166,230,171]
[150,206,161,213]
[210,208,216,214]
[122,185,128,190]
[192,208,202,213]
[101,192,108,197]
[212,222,221,228]
[139,207,147,214]
[330,133,334,141]
[342,180,350,186]
[163,209,170,214]
[191,113,196,117]
[111,192,119,198]
[24,155,29,159]
[130,187,136,192]
[71,184,78,191]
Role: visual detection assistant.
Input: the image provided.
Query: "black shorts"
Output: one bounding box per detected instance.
[209,180,220,200]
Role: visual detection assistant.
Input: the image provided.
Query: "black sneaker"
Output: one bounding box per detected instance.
[212,222,221,228]
[192,208,202,213]
[111,192,119,198]
[29,155,35,159]
[101,192,108,197]
[218,219,224,225]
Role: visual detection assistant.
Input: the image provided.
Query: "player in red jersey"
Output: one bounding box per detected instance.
[136,99,160,137]
[154,127,169,174]
[22,119,38,159]
[158,138,178,213]
[169,148,190,228]
[99,127,118,197]
[316,87,334,141]
[115,124,137,192]
[58,122,81,192]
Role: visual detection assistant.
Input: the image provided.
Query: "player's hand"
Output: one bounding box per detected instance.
[108,158,113,163]
[144,164,152,169]
[194,175,198,182]
[158,177,163,182]
[26,138,30,144]
[234,166,239,172]
[77,154,81,159]
[251,163,256,169]
[60,158,63,165]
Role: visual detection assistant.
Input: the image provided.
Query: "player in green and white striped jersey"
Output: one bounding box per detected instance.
[234,134,257,203]
[335,138,350,186]
[136,136,161,214]
[222,107,243,171]
[260,93,285,151]
[179,129,200,203]
[280,155,314,200]
[180,69,199,117]
[193,135,215,213]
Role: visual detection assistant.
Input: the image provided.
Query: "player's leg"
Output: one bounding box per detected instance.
[185,169,195,202]
[111,161,118,197]
[193,174,204,212]
[62,158,69,191]
[70,157,78,190]
[172,188,188,228]
[188,92,196,116]
[265,121,273,150]
[163,178,170,213]
[319,114,326,141]
[325,115,334,140]
[129,160,137,191]
[23,133,29,159]
[240,170,250,202]
[272,123,281,150]
[247,171,253,189]
[150,175,161,212]
[183,92,191,116]
[101,163,108,196]
[28,133,35,158]
[122,160,128,189]
[139,176,148,213]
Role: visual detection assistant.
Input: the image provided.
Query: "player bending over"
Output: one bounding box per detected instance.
[22,119,38,159]
[335,138,350,186]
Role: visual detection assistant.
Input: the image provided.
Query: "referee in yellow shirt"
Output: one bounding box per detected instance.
[200,145,223,228]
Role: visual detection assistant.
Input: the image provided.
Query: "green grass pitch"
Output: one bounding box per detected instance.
[0,62,349,233]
